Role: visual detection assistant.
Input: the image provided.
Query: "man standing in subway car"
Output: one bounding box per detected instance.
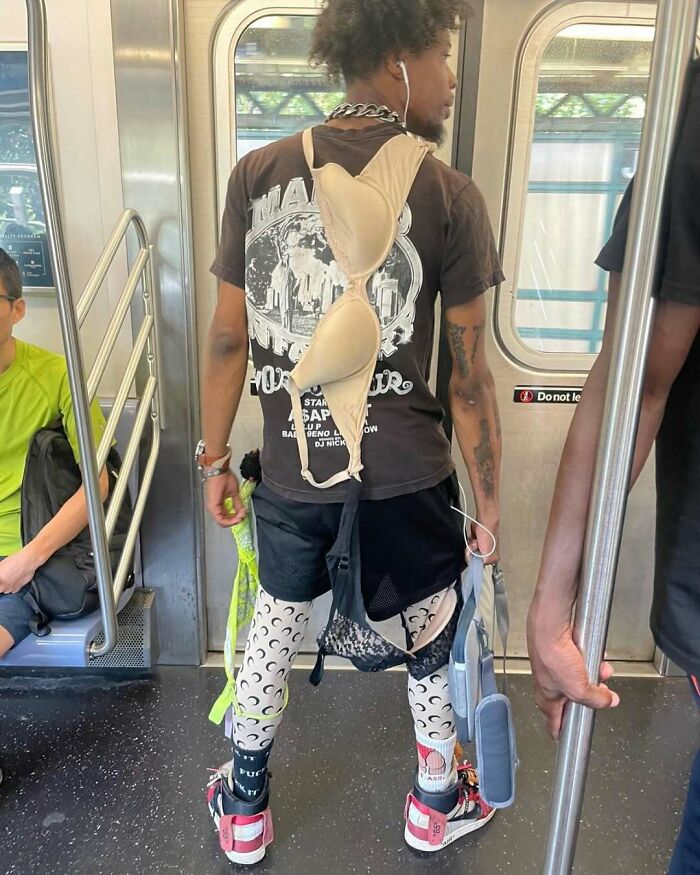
[199,0,505,865]
[528,58,700,873]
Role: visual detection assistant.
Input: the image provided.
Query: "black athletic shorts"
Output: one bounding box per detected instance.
[252,475,466,621]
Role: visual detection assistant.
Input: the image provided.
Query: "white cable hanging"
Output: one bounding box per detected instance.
[451,481,497,560]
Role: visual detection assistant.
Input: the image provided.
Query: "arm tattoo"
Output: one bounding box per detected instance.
[474,418,496,500]
[471,323,485,365]
[447,321,470,379]
[447,320,487,378]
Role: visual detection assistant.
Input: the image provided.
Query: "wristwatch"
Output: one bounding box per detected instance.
[194,440,232,481]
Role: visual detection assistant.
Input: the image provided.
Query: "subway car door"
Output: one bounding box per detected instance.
[185,0,659,663]
[468,0,659,661]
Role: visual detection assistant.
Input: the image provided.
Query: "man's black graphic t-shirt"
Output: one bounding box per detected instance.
[212,123,504,503]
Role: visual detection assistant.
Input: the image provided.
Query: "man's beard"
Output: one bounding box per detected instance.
[406,114,446,146]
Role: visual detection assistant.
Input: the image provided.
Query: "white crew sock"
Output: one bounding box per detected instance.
[415,731,458,793]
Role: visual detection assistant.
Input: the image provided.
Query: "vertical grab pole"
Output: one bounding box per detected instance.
[24,0,118,654]
[542,1,700,872]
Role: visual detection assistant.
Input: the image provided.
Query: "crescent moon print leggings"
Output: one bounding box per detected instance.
[230,586,458,801]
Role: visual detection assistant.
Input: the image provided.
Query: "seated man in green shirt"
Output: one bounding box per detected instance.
[0,248,108,657]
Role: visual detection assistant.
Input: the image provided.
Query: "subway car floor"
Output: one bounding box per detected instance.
[0,668,697,875]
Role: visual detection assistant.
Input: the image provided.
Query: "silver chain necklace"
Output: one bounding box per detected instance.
[326,102,403,125]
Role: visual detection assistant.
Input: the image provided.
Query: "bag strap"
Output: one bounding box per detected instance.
[476,565,512,698]
[492,563,510,674]
[477,621,499,698]
[453,560,511,682]
[23,586,52,638]
[310,479,363,686]
[451,558,481,663]
[302,127,315,171]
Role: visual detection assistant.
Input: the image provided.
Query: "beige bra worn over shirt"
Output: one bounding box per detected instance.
[288,127,433,490]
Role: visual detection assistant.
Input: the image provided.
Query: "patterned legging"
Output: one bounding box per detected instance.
[232,587,454,751]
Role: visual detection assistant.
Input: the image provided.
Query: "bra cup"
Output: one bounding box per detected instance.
[288,129,432,490]
[292,296,380,392]
[314,165,395,277]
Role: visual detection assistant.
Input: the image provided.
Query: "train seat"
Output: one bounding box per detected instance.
[0,582,136,668]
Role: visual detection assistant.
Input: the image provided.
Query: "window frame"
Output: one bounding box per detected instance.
[496,0,657,375]
[211,1,323,231]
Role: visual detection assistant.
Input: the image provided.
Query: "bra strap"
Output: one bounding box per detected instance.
[302,128,315,172]
[288,376,360,489]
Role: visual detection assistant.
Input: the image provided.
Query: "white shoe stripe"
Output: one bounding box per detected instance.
[408,805,429,829]
[233,821,264,842]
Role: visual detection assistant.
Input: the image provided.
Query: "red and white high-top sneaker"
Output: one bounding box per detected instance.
[404,763,496,852]
[207,763,274,866]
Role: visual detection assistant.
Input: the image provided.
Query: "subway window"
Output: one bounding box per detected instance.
[0,49,53,289]
[232,15,344,160]
[512,23,653,355]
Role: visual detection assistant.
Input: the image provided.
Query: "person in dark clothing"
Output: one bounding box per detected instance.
[528,59,700,873]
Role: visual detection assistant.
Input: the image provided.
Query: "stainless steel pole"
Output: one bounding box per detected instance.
[542,2,700,872]
[24,0,118,656]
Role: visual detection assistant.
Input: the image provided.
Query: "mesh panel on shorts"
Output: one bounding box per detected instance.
[366,572,403,619]
[276,549,317,593]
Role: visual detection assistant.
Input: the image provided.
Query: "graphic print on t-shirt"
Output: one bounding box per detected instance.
[244,177,423,363]
[211,127,505,500]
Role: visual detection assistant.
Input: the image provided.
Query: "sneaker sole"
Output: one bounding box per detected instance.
[209,801,268,866]
[404,806,496,853]
[224,845,267,866]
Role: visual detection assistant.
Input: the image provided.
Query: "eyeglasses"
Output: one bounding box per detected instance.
[0,294,17,305]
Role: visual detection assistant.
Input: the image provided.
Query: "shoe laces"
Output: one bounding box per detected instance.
[457,763,486,812]
[207,762,232,790]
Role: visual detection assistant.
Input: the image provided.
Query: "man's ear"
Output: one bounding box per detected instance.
[384,52,406,81]
[12,298,26,326]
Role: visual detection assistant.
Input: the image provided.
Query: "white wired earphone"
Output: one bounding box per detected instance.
[397,60,411,125]
[451,482,498,561]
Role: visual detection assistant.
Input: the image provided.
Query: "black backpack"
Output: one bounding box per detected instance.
[20,422,133,634]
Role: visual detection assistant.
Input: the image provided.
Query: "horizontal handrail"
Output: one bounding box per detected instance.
[0,163,38,174]
[96,315,154,471]
[86,248,150,402]
[105,376,158,544]
[110,420,161,608]
[77,209,147,326]
[81,208,162,658]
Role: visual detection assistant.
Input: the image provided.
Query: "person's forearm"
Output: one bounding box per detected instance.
[450,371,501,524]
[531,360,664,630]
[29,470,109,567]
[202,325,249,457]
[630,393,666,486]
[530,357,608,628]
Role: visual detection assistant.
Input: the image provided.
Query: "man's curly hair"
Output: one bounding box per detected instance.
[310,0,469,83]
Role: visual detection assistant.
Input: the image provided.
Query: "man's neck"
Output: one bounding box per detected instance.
[0,337,17,375]
[326,81,403,131]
